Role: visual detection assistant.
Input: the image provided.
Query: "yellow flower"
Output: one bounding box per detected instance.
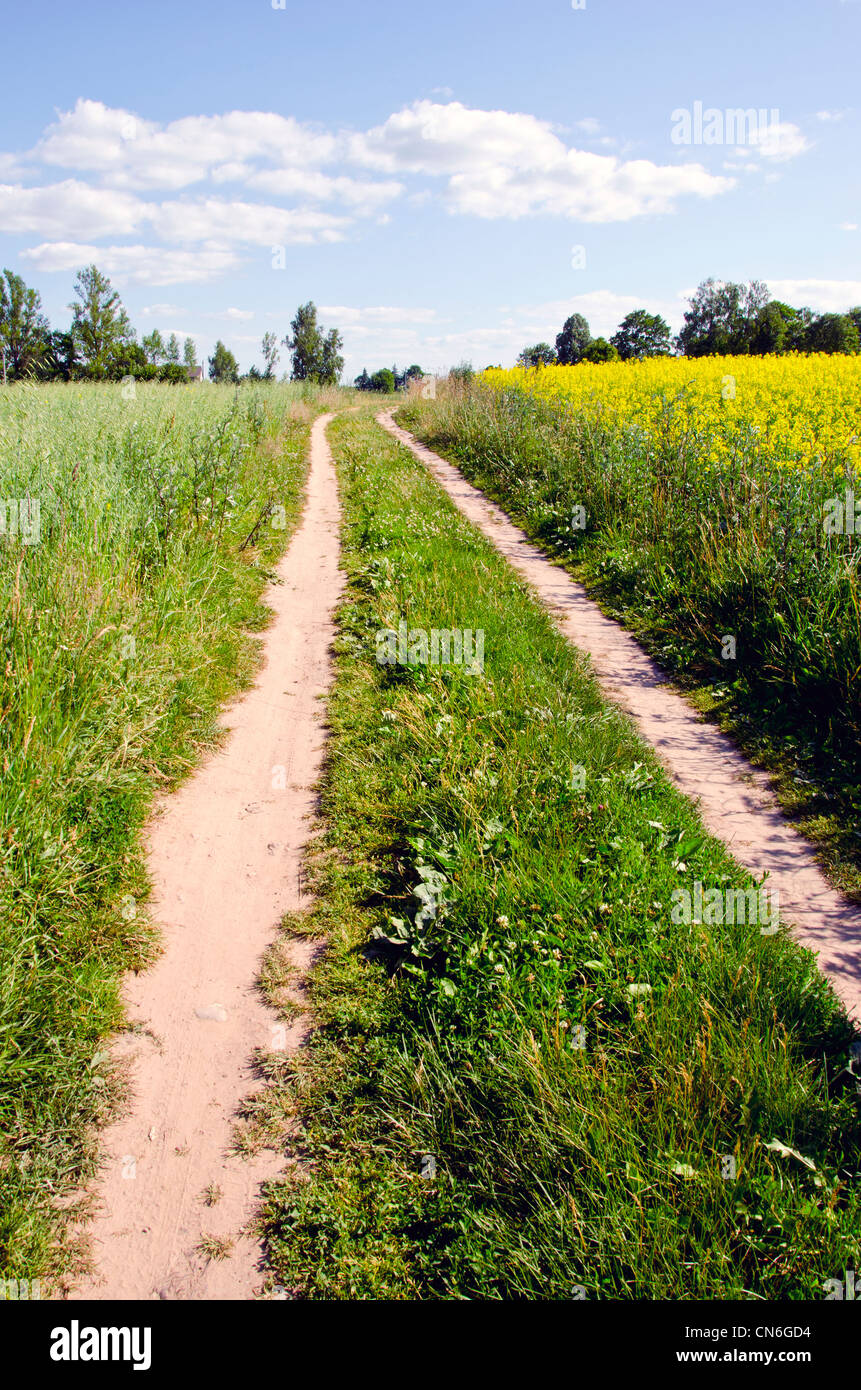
[484,352,861,473]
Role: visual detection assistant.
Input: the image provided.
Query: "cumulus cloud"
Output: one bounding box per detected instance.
[20,241,241,285]
[449,153,731,221]
[350,100,733,220]
[1,180,350,252]
[766,279,861,311]
[149,197,348,245]
[0,180,144,238]
[245,169,403,213]
[34,100,340,190]
[0,97,753,290]
[350,101,566,174]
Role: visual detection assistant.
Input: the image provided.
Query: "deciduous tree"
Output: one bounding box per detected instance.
[610,310,671,361]
[676,279,770,356]
[517,342,556,368]
[284,302,343,384]
[0,268,50,381]
[261,331,280,379]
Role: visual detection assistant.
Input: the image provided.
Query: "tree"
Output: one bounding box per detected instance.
[208,340,239,383]
[166,333,180,364]
[584,337,620,364]
[141,329,166,365]
[0,269,50,381]
[42,329,79,382]
[401,364,424,386]
[368,368,396,392]
[319,327,344,386]
[555,313,592,365]
[610,310,671,361]
[113,342,150,379]
[69,265,133,378]
[749,301,793,355]
[805,313,860,354]
[284,302,343,384]
[784,306,816,351]
[676,278,770,357]
[183,336,198,369]
[517,342,556,368]
[159,362,190,384]
[354,368,371,391]
[261,331,280,379]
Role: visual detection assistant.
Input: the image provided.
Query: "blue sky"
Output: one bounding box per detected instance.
[1,0,858,376]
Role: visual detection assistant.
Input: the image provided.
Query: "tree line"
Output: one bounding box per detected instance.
[0,266,348,387]
[0,264,201,384]
[353,364,425,392]
[517,279,861,368]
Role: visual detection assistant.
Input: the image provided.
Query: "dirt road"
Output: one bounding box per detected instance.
[71,413,343,1300]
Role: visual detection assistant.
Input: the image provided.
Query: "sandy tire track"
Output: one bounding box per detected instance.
[379,408,861,1023]
[70,412,343,1301]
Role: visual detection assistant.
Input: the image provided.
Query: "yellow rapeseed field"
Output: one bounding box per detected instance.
[484,354,861,471]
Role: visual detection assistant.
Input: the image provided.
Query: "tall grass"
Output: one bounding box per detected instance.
[261,412,861,1301]
[399,379,861,894]
[0,380,320,1280]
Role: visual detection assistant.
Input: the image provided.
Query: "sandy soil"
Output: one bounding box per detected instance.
[379,409,861,1023]
[70,413,343,1301]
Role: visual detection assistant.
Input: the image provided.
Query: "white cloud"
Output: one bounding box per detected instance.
[246,168,403,213]
[350,100,733,220]
[34,100,339,190]
[351,100,566,174]
[839,221,858,231]
[450,153,732,221]
[0,179,350,249]
[0,180,144,237]
[141,301,183,316]
[767,278,861,311]
[816,109,846,122]
[20,241,241,285]
[149,197,349,245]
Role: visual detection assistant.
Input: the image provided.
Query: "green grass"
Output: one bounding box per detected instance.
[259,410,861,1301]
[398,382,861,899]
[0,379,333,1282]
